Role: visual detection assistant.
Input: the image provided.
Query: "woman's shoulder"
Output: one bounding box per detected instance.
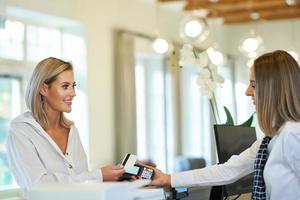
[278,121,300,146]
[278,122,300,161]
[10,111,41,134]
[280,121,300,134]
[69,123,80,136]
[11,111,34,124]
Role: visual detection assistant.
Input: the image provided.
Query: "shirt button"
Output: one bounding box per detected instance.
[69,164,73,169]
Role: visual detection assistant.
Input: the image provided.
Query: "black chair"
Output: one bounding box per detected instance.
[167,188,189,200]
[167,156,207,200]
[209,125,257,200]
[174,156,206,172]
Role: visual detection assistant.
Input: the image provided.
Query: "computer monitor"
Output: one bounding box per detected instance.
[213,125,257,197]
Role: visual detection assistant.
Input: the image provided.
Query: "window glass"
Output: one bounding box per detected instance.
[0,20,24,60]
[26,25,61,62]
[0,76,21,188]
[135,53,168,171]
[180,65,212,163]
[135,61,146,160]
[62,33,86,74]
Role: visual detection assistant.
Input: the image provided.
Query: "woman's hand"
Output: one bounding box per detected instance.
[101,164,125,181]
[150,168,171,187]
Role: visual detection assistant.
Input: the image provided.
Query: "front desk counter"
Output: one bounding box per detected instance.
[24,180,193,200]
[23,180,216,200]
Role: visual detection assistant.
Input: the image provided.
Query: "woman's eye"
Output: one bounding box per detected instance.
[250,81,255,88]
[62,85,69,89]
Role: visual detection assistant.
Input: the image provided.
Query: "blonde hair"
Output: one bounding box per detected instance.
[25,57,74,129]
[254,50,300,136]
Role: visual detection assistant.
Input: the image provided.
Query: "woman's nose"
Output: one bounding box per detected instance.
[70,87,76,97]
[245,85,253,96]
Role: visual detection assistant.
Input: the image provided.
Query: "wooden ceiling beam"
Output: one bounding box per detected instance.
[207,4,300,16]
[184,0,289,12]
[220,6,300,23]
[223,13,300,24]
[158,0,184,2]
[158,0,281,3]
[158,0,300,24]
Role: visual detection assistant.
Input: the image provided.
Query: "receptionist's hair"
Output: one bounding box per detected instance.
[254,50,300,136]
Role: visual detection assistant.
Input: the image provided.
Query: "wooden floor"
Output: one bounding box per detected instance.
[227,193,251,200]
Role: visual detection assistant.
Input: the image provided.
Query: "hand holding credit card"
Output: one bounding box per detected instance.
[118,154,155,181]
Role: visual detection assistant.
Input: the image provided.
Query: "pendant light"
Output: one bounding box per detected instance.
[152,2,169,54]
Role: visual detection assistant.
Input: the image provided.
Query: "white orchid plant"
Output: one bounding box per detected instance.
[179,44,225,122]
[178,44,255,126]
[180,44,225,99]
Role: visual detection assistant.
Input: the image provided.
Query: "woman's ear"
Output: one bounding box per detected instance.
[39,83,49,97]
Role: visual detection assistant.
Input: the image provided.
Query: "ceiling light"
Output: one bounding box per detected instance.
[250,12,260,20]
[179,12,209,42]
[242,38,260,53]
[184,20,204,38]
[239,30,264,58]
[286,0,297,6]
[152,38,169,54]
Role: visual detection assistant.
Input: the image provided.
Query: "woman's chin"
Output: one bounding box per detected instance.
[63,107,72,113]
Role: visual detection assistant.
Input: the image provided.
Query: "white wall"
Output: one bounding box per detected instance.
[225,20,300,56]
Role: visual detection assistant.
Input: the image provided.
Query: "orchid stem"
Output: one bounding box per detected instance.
[192,48,198,59]
[209,99,217,124]
[211,93,221,124]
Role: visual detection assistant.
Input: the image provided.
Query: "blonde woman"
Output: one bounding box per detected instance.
[6,57,124,190]
[150,50,300,200]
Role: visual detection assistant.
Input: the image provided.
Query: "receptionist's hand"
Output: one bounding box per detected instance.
[150,168,171,187]
[101,164,125,181]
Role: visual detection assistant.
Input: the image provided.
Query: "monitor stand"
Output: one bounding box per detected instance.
[209,185,224,200]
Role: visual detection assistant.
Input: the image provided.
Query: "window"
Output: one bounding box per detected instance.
[0,75,21,188]
[0,20,24,60]
[135,53,171,172]
[26,25,61,62]
[131,34,176,172]
[180,65,213,164]
[0,17,88,190]
[180,62,236,165]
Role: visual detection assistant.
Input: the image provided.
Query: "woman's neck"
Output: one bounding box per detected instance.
[44,106,61,129]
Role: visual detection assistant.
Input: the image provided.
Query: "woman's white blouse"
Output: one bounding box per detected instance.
[6,112,101,190]
[171,122,300,200]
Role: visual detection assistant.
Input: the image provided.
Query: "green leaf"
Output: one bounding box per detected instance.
[223,106,234,126]
[238,113,255,127]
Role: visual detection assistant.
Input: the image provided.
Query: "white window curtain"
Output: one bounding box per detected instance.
[114,31,137,162]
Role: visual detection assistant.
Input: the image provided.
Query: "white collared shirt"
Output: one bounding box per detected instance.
[171,122,300,200]
[6,112,101,190]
